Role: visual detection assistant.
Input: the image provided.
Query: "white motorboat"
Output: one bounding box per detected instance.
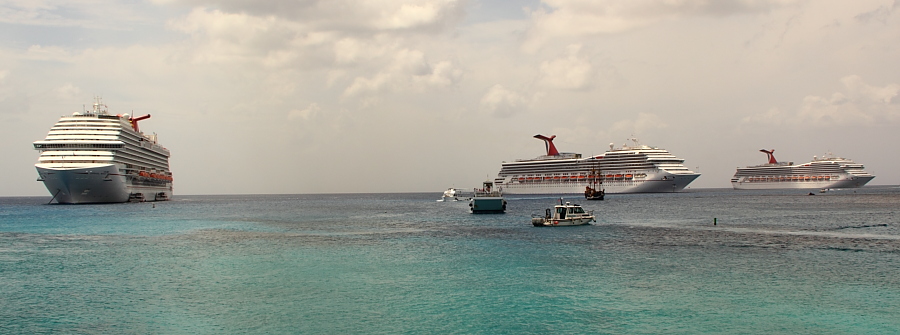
[531,201,595,227]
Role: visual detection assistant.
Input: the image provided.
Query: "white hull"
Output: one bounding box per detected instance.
[37,165,172,204]
[732,150,874,191]
[732,175,874,190]
[499,171,699,195]
[532,217,593,226]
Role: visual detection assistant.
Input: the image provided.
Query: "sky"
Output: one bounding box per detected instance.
[2,0,899,196]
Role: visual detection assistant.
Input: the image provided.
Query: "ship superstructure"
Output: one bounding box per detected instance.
[731,149,874,190]
[33,98,173,203]
[493,135,700,194]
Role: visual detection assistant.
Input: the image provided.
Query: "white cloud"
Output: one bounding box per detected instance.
[538,44,594,90]
[0,0,155,28]
[157,0,465,33]
[342,49,461,97]
[479,84,534,117]
[743,75,900,126]
[55,83,81,99]
[24,45,72,62]
[610,112,668,136]
[522,0,800,51]
[287,103,321,121]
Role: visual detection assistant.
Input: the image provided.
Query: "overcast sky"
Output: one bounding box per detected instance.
[2,0,899,196]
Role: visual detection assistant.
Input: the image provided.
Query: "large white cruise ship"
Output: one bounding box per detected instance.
[493,135,700,194]
[33,99,173,204]
[731,149,874,190]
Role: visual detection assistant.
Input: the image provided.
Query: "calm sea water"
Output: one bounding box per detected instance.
[2,187,899,334]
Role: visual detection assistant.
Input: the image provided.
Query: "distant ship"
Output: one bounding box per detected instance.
[731,149,874,190]
[493,135,700,194]
[33,98,173,203]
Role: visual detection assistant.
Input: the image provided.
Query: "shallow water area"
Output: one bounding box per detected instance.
[2,187,899,333]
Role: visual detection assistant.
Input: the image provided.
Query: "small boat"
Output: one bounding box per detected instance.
[470,181,506,214]
[584,186,605,200]
[531,201,596,227]
[584,166,605,200]
[439,188,460,202]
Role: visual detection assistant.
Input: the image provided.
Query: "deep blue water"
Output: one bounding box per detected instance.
[2,187,899,334]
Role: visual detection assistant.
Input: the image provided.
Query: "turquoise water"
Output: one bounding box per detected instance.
[2,189,899,334]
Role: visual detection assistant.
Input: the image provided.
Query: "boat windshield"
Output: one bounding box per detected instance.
[556,207,567,219]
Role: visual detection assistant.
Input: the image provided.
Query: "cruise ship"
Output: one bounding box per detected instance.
[731,149,874,190]
[493,135,700,194]
[33,99,173,204]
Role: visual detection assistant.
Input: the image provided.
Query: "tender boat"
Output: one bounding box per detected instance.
[439,188,460,202]
[532,201,595,227]
[469,181,506,214]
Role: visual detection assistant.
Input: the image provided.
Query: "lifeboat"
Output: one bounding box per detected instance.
[577,175,586,180]
[605,174,614,179]
[625,174,633,179]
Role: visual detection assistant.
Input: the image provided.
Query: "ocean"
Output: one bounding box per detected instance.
[2,187,899,334]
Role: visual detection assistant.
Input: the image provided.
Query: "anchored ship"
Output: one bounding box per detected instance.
[731,149,874,190]
[493,135,700,194]
[33,98,173,204]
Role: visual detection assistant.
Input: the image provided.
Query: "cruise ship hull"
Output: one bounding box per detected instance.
[37,165,172,204]
[497,171,700,195]
[732,175,874,190]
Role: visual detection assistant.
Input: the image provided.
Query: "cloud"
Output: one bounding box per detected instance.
[743,75,900,126]
[609,112,668,135]
[168,8,323,66]
[0,0,154,28]
[157,0,466,33]
[287,103,321,121]
[342,49,462,97]
[55,83,81,99]
[23,45,73,62]
[479,84,534,117]
[166,4,463,102]
[854,1,897,24]
[522,0,799,51]
[538,44,594,91]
